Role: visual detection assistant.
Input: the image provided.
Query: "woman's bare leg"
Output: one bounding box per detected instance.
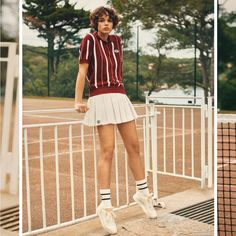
[97,124,115,188]
[117,120,145,181]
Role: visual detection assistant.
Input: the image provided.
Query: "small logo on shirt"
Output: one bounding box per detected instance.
[114,49,119,53]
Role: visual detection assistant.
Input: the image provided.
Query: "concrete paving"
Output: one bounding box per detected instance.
[0,191,18,210]
[0,228,18,236]
[39,188,214,236]
[0,191,19,236]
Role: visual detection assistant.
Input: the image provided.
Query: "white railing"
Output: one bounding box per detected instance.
[0,42,19,194]
[145,96,213,189]
[22,109,159,235]
[22,97,213,235]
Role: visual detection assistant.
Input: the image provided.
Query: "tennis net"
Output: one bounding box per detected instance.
[217,114,236,235]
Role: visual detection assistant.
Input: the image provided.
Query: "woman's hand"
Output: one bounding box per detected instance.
[74,102,89,113]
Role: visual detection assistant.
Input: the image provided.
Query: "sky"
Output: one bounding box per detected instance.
[221,0,236,11]
[19,0,236,58]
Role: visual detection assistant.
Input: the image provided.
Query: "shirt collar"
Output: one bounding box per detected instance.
[95,32,111,43]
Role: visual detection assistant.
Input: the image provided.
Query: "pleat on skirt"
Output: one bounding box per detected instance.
[82,93,138,126]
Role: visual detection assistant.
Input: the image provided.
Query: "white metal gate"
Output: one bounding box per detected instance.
[22,108,158,235]
[145,96,213,189]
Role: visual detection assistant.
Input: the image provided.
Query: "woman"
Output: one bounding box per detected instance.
[74,6,157,235]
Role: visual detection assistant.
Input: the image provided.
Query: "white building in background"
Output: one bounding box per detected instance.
[147,84,205,105]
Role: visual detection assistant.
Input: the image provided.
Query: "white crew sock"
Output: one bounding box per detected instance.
[136,179,149,195]
[100,189,112,208]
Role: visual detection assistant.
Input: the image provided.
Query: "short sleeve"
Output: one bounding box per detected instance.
[79,34,93,64]
[116,35,123,56]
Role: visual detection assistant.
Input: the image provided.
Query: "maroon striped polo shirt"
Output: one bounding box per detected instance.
[79,32,126,97]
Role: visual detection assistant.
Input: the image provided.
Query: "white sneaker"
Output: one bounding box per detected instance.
[133,191,158,219]
[96,203,117,234]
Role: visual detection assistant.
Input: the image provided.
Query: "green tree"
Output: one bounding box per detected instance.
[109,0,214,99]
[218,7,236,110]
[23,0,90,96]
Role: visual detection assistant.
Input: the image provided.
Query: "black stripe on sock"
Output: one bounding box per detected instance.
[101,193,110,195]
[101,198,111,201]
[138,186,148,190]
[137,182,147,186]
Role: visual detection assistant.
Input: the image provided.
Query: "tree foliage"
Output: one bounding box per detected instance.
[23,45,200,100]
[218,7,236,110]
[23,0,90,95]
[109,0,214,99]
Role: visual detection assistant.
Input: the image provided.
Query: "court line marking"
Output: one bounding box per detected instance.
[24,114,79,121]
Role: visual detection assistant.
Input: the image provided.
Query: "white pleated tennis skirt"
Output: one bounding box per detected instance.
[82,93,138,126]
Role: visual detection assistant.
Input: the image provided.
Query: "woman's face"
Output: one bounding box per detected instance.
[97,13,113,34]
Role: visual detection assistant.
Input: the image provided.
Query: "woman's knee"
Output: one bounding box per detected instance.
[100,144,114,161]
[127,141,140,156]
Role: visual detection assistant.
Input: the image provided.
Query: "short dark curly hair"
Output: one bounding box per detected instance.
[90,6,120,31]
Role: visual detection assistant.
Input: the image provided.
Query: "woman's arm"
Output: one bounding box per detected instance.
[74,63,89,113]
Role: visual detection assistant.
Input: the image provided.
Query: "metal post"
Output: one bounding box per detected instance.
[150,105,158,200]
[200,97,206,188]
[207,97,213,188]
[145,95,150,176]
[47,46,50,97]
[194,21,197,104]
[136,26,139,100]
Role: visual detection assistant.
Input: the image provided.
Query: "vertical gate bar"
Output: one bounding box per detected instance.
[81,124,87,216]
[69,125,75,220]
[93,127,98,209]
[151,105,158,199]
[39,127,47,228]
[182,108,185,175]
[114,127,119,206]
[24,128,32,232]
[54,126,61,224]
[191,108,194,177]
[208,97,213,188]
[200,98,206,188]
[163,108,166,173]
[145,97,150,172]
[172,108,176,174]
[143,118,148,177]
[125,150,129,204]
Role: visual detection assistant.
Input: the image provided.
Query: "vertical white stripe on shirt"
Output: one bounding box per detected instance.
[100,40,110,87]
[111,42,119,85]
[86,40,90,60]
[86,75,90,83]
[89,33,98,88]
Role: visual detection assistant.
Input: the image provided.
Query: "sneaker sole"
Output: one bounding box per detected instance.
[97,209,117,234]
[133,194,157,219]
